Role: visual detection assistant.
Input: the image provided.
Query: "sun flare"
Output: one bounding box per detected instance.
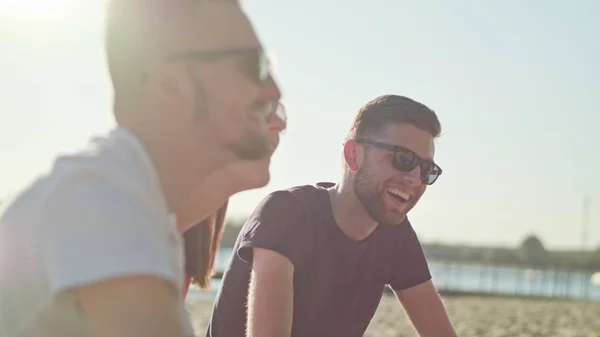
[0,0,71,18]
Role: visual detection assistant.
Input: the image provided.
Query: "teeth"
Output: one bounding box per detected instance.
[386,188,410,201]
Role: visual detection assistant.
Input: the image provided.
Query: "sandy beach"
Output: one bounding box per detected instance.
[186,294,600,337]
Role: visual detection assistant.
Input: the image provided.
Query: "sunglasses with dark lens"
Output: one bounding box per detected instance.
[355,139,443,185]
[167,47,269,85]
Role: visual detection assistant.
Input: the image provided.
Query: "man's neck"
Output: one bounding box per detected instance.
[130,126,234,214]
[182,178,236,231]
[327,181,379,242]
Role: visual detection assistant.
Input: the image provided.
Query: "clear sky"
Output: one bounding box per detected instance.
[0,0,598,250]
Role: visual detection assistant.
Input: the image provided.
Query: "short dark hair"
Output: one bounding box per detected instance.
[346,94,441,141]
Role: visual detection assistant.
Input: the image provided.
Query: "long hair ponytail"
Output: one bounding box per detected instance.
[183,201,228,289]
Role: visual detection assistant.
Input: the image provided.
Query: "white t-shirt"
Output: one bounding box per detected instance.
[0,127,193,337]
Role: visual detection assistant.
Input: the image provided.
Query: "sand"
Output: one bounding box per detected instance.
[186,294,600,337]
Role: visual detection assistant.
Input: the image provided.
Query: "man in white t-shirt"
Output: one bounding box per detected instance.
[0,1,283,337]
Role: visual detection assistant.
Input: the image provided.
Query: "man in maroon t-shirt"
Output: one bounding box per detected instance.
[206,95,457,337]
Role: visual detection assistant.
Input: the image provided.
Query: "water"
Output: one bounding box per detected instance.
[430,262,600,301]
[190,248,600,302]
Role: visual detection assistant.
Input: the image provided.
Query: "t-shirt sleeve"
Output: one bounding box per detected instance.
[387,222,432,291]
[237,190,308,268]
[41,176,179,297]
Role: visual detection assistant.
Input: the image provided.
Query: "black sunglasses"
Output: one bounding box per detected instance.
[355,139,442,185]
[167,47,269,85]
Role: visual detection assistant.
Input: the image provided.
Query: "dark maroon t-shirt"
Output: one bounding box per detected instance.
[206,182,431,337]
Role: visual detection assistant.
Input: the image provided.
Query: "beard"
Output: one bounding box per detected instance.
[190,77,271,161]
[225,130,271,160]
[353,164,412,226]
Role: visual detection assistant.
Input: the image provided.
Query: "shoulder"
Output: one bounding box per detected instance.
[43,170,160,230]
[246,182,332,223]
[251,183,324,213]
[387,217,432,290]
[40,146,176,274]
[1,153,158,240]
[398,218,425,248]
[242,188,306,230]
[40,170,179,295]
[272,182,333,206]
[0,156,176,335]
[380,216,424,252]
[382,216,416,238]
[41,128,168,231]
[235,184,329,266]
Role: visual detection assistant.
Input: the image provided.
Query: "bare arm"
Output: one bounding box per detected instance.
[72,275,191,337]
[246,247,294,337]
[394,280,457,337]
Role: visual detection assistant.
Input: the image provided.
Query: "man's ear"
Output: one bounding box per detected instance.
[147,62,196,119]
[343,140,360,172]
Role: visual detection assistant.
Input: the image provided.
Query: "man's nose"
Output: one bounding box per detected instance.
[268,102,287,132]
[268,112,287,132]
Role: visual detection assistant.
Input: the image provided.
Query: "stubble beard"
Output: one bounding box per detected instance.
[353,165,408,226]
[192,81,271,161]
[226,130,271,160]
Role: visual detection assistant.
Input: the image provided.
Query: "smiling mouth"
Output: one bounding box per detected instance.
[386,187,410,203]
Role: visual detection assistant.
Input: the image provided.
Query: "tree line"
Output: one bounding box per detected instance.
[221,218,600,272]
